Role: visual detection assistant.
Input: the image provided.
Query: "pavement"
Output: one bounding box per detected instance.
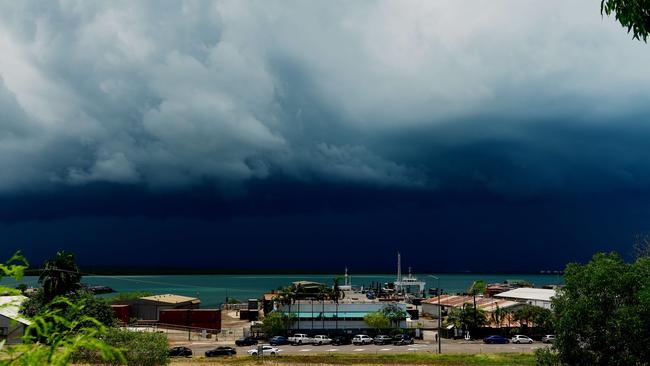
[175,339,547,357]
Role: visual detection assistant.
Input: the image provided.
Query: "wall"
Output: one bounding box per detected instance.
[0,315,25,344]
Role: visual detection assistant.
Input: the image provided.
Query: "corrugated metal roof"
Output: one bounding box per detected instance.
[0,295,31,325]
[140,294,201,304]
[422,295,520,312]
[494,288,556,302]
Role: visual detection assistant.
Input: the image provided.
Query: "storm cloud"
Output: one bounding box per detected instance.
[1,1,650,269]
[1,0,649,194]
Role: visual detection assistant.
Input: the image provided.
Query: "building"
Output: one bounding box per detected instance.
[278,301,409,330]
[113,294,201,321]
[494,288,556,309]
[421,295,521,318]
[0,296,30,344]
[159,309,221,331]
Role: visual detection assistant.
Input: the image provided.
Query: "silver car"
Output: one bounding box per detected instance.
[542,335,556,343]
[511,335,533,344]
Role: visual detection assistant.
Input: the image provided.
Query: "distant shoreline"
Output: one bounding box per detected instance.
[23,267,564,276]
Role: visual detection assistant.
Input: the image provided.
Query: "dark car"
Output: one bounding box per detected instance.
[169,346,192,357]
[235,336,258,347]
[374,334,392,345]
[205,346,236,357]
[270,336,289,346]
[392,334,414,346]
[483,335,510,344]
[331,335,351,346]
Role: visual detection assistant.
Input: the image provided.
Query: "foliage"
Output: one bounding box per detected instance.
[88,328,169,366]
[534,347,560,366]
[447,304,489,332]
[601,0,650,42]
[107,291,155,302]
[0,251,123,366]
[512,305,545,328]
[381,304,408,328]
[21,288,116,326]
[0,252,28,295]
[39,250,82,301]
[553,252,650,366]
[1,296,124,366]
[363,311,391,330]
[261,311,296,336]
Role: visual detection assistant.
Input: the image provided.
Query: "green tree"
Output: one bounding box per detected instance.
[601,0,650,42]
[553,252,650,366]
[381,304,408,328]
[21,289,116,326]
[469,280,486,333]
[447,304,488,334]
[261,311,296,336]
[0,252,123,366]
[39,251,82,301]
[363,311,391,331]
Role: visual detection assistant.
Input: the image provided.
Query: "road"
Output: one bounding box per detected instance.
[178,339,547,357]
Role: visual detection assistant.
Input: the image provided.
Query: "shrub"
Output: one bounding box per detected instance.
[101,328,169,366]
[535,347,560,366]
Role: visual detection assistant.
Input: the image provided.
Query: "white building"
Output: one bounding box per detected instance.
[494,288,556,309]
[278,302,409,330]
[0,296,30,344]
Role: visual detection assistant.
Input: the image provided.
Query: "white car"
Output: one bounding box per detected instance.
[247,345,281,356]
[352,334,373,345]
[511,335,533,344]
[313,335,332,345]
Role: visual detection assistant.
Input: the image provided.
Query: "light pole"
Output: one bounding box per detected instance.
[428,275,442,354]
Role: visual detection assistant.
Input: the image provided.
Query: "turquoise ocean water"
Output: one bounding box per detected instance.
[3,273,562,308]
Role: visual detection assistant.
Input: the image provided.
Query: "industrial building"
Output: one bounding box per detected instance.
[112,293,201,321]
[421,295,521,318]
[494,288,556,309]
[278,302,410,330]
[0,296,30,344]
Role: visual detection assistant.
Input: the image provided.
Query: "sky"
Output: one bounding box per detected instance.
[1,0,650,272]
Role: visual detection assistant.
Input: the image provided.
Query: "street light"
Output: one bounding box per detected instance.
[428,275,442,354]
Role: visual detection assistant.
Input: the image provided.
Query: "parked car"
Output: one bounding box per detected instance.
[313,335,332,345]
[205,346,236,357]
[169,346,192,357]
[289,333,314,345]
[247,345,281,356]
[235,336,258,347]
[483,335,510,344]
[511,335,534,344]
[331,335,351,345]
[352,334,373,345]
[542,335,556,344]
[392,334,414,346]
[269,336,289,346]
[373,334,392,345]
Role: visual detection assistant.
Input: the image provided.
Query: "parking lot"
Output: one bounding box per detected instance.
[178,339,546,357]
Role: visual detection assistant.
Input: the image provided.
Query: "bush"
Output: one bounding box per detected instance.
[101,328,169,366]
[535,347,560,366]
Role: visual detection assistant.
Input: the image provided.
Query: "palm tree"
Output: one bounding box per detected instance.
[273,286,296,333]
[38,250,82,300]
[330,277,345,330]
[468,280,486,337]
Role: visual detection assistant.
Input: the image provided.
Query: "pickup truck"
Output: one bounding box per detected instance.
[312,335,332,345]
[288,333,313,345]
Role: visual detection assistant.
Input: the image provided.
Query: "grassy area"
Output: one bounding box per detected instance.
[170,353,536,366]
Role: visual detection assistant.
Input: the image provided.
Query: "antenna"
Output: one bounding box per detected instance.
[397,252,402,282]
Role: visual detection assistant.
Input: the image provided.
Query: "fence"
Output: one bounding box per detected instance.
[125,323,249,342]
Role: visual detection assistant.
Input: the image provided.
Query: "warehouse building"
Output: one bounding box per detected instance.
[113,294,201,321]
[421,295,521,318]
[494,288,556,309]
[278,302,409,330]
[0,296,30,344]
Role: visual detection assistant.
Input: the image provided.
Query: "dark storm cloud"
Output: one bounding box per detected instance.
[1,0,650,196]
[2,1,650,270]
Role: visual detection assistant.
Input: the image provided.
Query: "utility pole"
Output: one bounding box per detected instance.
[429,275,442,354]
